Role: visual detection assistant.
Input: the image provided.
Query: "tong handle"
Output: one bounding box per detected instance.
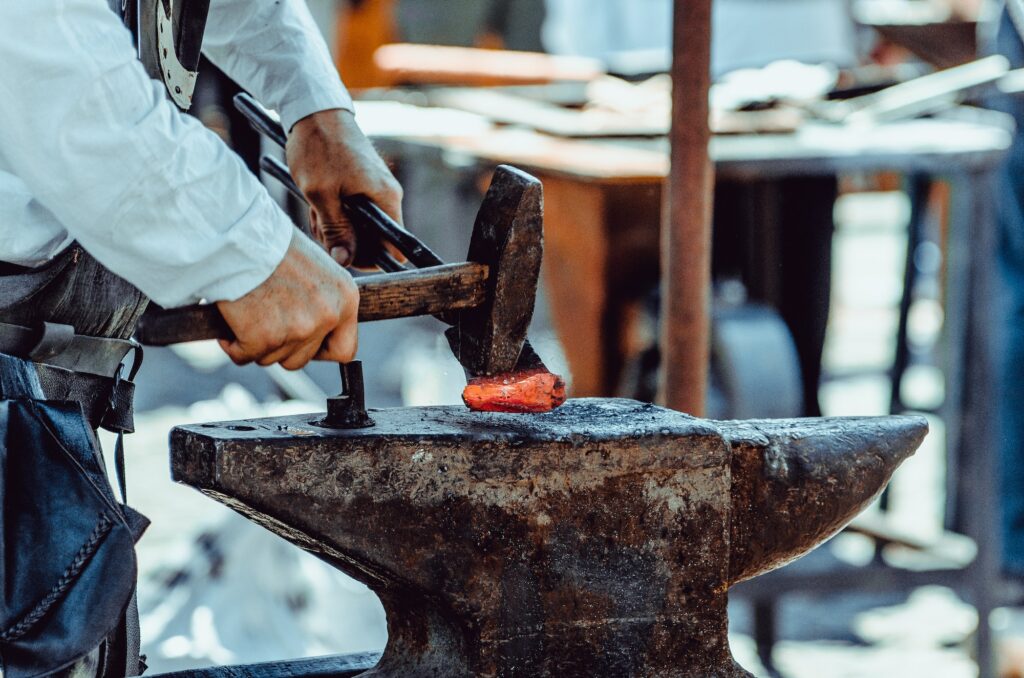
[235,93,444,269]
[344,196,443,268]
[260,156,405,273]
[234,92,287,147]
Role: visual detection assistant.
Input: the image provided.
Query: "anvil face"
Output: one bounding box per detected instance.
[171,399,926,678]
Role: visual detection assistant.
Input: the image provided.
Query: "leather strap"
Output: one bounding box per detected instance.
[28,322,75,363]
[0,321,136,379]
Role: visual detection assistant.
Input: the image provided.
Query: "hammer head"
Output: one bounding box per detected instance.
[446,165,544,376]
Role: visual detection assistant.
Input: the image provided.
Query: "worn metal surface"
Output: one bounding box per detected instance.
[171,399,926,677]
[152,652,380,678]
[722,417,928,584]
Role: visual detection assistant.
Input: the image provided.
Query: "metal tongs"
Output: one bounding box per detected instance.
[233,92,444,273]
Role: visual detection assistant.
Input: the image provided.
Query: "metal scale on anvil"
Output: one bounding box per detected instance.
[137,95,929,678]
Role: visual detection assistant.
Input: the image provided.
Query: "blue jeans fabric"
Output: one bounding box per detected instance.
[991,7,1024,576]
[0,353,44,401]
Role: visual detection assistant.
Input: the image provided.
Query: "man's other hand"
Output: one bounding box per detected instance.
[286,108,403,268]
[216,231,359,369]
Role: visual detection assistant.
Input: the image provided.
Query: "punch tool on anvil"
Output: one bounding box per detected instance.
[136,94,567,416]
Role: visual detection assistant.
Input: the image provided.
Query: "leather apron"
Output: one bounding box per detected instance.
[0,246,150,678]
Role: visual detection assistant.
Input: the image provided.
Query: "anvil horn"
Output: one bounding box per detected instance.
[722,415,929,585]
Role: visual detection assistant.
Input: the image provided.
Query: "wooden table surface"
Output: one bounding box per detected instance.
[360,99,1011,181]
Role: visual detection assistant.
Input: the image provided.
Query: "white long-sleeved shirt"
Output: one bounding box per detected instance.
[0,0,353,307]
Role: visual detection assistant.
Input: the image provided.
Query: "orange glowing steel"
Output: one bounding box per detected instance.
[462,369,567,414]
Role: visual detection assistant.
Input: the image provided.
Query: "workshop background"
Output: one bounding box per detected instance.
[104,0,1024,676]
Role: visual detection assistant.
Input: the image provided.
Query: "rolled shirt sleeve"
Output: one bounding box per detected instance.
[0,0,293,308]
[202,0,354,133]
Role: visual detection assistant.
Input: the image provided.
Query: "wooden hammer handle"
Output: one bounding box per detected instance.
[137,263,488,346]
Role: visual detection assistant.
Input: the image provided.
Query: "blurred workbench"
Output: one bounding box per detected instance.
[363,104,1009,396]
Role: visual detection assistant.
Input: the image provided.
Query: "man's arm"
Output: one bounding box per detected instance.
[0,0,357,367]
[201,0,351,133]
[202,0,404,267]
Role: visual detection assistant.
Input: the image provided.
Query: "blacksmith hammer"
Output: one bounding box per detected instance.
[229,92,557,397]
[135,159,567,413]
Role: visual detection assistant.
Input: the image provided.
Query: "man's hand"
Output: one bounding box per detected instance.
[286,108,404,268]
[216,231,359,370]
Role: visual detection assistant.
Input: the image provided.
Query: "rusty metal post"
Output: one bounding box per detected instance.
[660,0,714,414]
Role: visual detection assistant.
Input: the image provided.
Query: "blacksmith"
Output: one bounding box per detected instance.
[0,0,401,675]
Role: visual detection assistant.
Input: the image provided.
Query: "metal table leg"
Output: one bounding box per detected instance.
[946,169,1001,678]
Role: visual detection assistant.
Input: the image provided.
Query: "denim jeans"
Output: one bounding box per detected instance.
[990,7,1024,576]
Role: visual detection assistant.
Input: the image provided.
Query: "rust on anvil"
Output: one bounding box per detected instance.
[170,399,927,677]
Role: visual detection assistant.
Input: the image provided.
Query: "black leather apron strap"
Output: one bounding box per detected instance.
[0,323,143,463]
[0,322,136,379]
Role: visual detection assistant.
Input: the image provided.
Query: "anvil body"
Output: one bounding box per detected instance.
[171,399,927,677]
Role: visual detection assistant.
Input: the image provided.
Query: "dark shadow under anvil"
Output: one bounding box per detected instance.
[170,399,927,677]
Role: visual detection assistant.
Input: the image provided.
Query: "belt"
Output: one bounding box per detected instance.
[0,321,137,379]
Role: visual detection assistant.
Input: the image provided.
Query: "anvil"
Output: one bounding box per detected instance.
[170,399,927,677]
